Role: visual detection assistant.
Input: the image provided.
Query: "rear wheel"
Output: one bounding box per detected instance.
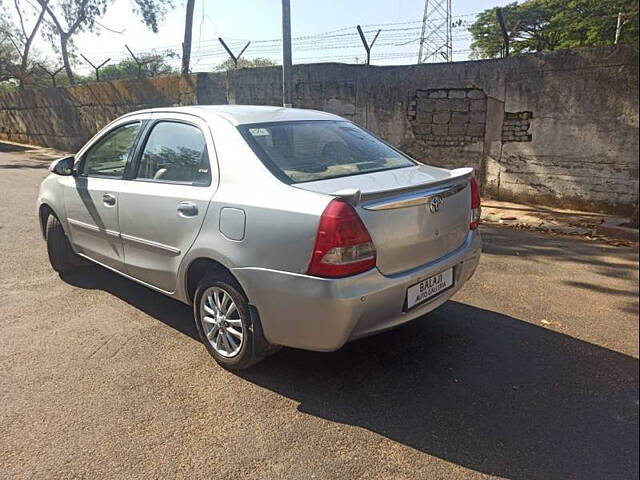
[193,273,276,369]
[45,214,81,274]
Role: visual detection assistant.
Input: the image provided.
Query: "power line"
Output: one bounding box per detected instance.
[81,16,477,55]
[70,14,480,74]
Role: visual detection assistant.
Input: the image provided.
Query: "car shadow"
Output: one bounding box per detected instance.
[0,141,61,168]
[0,163,50,169]
[240,301,639,480]
[61,265,199,339]
[61,265,639,480]
[0,142,31,152]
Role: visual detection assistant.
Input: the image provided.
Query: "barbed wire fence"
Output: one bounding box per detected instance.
[63,13,478,83]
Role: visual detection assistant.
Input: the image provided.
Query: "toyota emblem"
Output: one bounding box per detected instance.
[429,195,443,213]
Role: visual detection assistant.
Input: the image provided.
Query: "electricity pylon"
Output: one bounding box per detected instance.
[417,0,452,63]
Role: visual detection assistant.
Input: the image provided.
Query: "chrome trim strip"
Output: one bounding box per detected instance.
[68,218,180,255]
[361,182,468,211]
[68,218,119,237]
[120,233,181,256]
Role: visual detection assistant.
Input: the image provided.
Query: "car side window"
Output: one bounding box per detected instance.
[80,122,141,178]
[135,121,211,186]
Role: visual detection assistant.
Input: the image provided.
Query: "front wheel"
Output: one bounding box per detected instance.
[45,214,82,274]
[194,273,276,370]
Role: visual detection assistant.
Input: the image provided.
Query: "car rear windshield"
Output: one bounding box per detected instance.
[238,120,416,183]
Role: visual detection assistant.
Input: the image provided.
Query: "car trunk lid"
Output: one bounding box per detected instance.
[294,165,473,275]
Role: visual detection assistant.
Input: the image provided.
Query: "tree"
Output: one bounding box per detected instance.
[0,0,49,87]
[0,32,20,84]
[0,47,72,91]
[214,57,277,72]
[0,16,57,89]
[553,0,639,49]
[37,0,172,85]
[469,0,639,59]
[1,16,87,90]
[1,17,17,80]
[37,0,97,85]
[469,1,561,58]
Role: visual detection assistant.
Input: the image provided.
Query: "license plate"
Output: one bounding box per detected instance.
[406,268,454,310]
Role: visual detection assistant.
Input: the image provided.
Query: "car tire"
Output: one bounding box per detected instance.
[194,272,277,370]
[45,214,81,274]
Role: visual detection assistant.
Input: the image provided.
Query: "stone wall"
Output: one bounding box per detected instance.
[0,46,637,215]
[407,88,488,147]
[501,112,532,143]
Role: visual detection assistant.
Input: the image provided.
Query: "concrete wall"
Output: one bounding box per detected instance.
[0,46,637,215]
[0,76,197,149]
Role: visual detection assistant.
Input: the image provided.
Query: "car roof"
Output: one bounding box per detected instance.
[127,105,344,126]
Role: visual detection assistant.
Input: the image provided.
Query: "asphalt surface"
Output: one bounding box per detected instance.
[1,144,638,479]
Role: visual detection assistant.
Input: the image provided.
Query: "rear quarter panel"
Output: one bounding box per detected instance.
[188,182,329,272]
[178,116,331,299]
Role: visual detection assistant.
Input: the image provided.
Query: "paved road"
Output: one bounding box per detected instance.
[1,144,638,479]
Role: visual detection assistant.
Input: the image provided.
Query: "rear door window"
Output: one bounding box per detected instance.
[135,121,211,186]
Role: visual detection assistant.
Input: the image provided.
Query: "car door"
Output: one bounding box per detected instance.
[62,119,145,270]
[118,114,218,293]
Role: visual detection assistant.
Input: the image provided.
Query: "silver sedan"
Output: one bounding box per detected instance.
[37,106,481,369]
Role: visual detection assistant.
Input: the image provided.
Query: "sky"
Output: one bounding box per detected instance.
[18,0,513,75]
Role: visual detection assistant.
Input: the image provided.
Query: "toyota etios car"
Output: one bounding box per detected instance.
[38,106,481,369]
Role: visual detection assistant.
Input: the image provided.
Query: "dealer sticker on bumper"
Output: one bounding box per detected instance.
[406,267,454,310]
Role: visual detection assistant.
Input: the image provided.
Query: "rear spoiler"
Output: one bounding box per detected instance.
[359,167,474,211]
[329,188,362,206]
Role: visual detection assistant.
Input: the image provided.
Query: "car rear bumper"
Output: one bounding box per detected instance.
[232,230,481,351]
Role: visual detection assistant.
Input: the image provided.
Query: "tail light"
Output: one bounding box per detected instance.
[307,199,376,278]
[470,177,481,230]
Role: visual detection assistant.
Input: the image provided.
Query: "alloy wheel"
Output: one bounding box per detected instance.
[200,286,244,357]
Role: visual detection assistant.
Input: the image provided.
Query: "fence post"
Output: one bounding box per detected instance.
[125,45,153,79]
[218,38,251,69]
[80,54,110,82]
[36,63,64,87]
[357,25,381,65]
[496,8,509,57]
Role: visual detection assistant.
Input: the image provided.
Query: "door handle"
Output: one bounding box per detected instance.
[177,201,198,218]
[103,193,116,206]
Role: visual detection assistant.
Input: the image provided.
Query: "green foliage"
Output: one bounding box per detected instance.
[98,55,175,81]
[555,0,639,49]
[469,0,639,58]
[1,17,20,82]
[34,62,91,86]
[214,57,277,72]
[0,48,19,89]
[1,14,59,90]
[469,2,521,58]
[130,0,172,33]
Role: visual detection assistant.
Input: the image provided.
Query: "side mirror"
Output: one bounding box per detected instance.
[49,156,75,176]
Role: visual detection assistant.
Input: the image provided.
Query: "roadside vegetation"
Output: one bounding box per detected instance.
[469,0,639,58]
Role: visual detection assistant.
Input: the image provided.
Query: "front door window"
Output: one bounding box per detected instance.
[80,122,141,178]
